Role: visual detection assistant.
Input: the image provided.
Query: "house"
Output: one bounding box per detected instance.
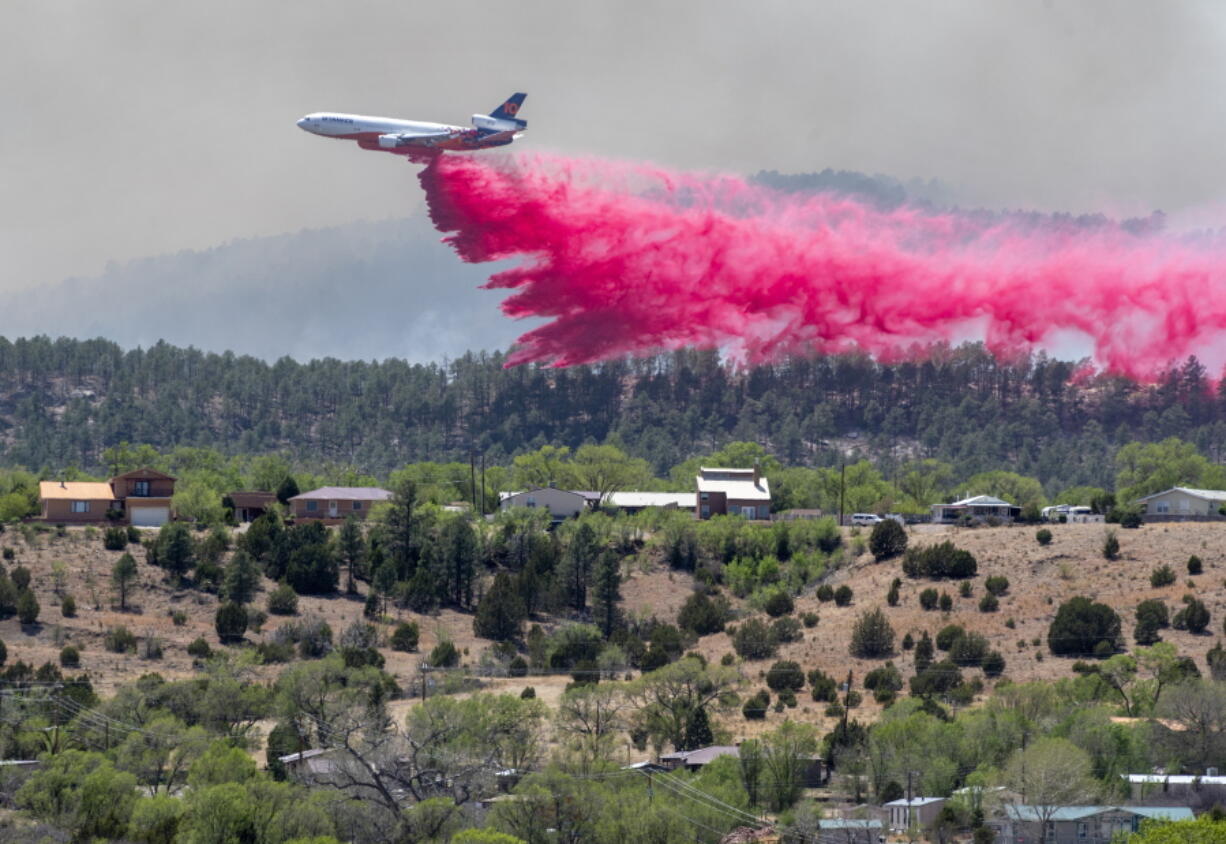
[816,819,882,844]
[289,486,391,521]
[884,797,946,832]
[226,491,277,523]
[931,495,1020,524]
[279,748,343,783]
[38,467,177,527]
[659,745,825,786]
[696,467,771,520]
[1135,487,1226,519]
[988,805,1194,844]
[1123,773,1226,810]
[499,487,594,521]
[603,491,697,514]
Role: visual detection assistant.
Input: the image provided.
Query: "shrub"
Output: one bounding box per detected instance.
[520,686,536,699]
[979,593,999,613]
[824,702,845,718]
[508,656,528,677]
[771,616,803,645]
[982,650,1006,677]
[266,584,298,615]
[105,626,137,653]
[59,645,80,668]
[10,566,30,592]
[678,591,731,635]
[984,576,1010,596]
[1035,528,1052,546]
[834,585,853,606]
[1102,530,1120,560]
[808,668,838,702]
[1188,555,1204,576]
[864,661,903,693]
[902,541,978,579]
[171,610,187,626]
[901,632,914,650]
[910,659,963,697]
[429,639,459,668]
[919,588,938,610]
[959,580,972,598]
[127,525,142,544]
[187,637,212,659]
[763,590,794,618]
[801,611,819,628]
[950,633,989,667]
[1176,598,1211,634]
[390,622,420,652]
[141,636,164,660]
[742,689,770,720]
[214,602,248,643]
[869,519,908,561]
[16,590,38,625]
[936,624,966,651]
[849,607,895,659]
[0,548,12,561]
[732,617,776,660]
[765,660,805,691]
[103,526,128,551]
[1119,511,1143,529]
[256,641,294,663]
[1150,565,1177,588]
[939,592,953,612]
[1048,597,1122,656]
[816,584,834,602]
[886,578,900,607]
[60,594,76,617]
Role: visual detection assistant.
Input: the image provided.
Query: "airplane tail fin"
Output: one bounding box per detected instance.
[490,93,528,127]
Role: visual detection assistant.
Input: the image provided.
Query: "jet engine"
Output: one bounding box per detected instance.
[378,134,408,149]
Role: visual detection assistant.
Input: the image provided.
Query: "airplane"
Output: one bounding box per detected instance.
[296,93,527,161]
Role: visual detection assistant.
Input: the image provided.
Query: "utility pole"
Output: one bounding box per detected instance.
[469,452,477,511]
[480,454,486,517]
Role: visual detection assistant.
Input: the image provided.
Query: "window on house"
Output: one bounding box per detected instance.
[1077,822,1088,839]
[729,505,740,516]
[700,492,709,501]
[352,501,362,510]
[133,480,151,497]
[701,505,710,517]
[71,501,89,513]
[306,501,318,512]
[1156,501,1170,513]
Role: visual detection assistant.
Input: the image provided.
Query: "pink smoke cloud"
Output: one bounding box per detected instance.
[418,152,1226,379]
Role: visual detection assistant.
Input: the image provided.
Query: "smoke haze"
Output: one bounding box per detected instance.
[6,1,1226,304]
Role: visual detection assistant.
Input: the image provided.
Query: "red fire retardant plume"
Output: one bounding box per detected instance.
[418,152,1226,378]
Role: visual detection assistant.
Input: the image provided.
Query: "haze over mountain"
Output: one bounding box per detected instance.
[1,214,528,363]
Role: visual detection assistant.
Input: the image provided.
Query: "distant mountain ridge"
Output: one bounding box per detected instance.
[2,216,528,363]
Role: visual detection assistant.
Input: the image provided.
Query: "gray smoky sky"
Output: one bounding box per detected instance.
[4,0,1226,293]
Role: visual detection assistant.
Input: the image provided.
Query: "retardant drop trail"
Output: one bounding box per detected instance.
[418,152,1226,378]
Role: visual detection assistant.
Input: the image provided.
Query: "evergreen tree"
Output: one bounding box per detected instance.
[914,631,935,672]
[681,706,714,751]
[153,522,195,585]
[473,572,526,642]
[561,522,599,613]
[591,551,621,637]
[442,517,477,608]
[111,552,138,612]
[385,478,421,580]
[222,550,261,605]
[275,476,299,505]
[338,515,365,594]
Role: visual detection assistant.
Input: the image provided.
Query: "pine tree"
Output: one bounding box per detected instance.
[561,522,599,613]
[385,478,421,580]
[222,550,261,605]
[682,706,714,751]
[338,515,365,594]
[591,551,621,637]
[914,631,934,672]
[442,517,477,607]
[473,572,526,642]
[111,552,138,612]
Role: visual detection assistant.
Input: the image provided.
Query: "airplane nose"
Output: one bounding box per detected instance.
[296,117,310,130]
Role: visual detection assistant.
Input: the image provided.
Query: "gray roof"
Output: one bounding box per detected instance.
[885,797,945,807]
[1135,487,1226,503]
[947,495,1013,507]
[820,820,882,830]
[290,486,392,502]
[1004,806,1194,822]
[660,745,740,765]
[1124,774,1226,785]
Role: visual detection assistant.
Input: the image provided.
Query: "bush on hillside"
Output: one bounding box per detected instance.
[936,624,965,651]
[1035,528,1052,546]
[849,608,895,659]
[949,633,989,667]
[390,621,420,652]
[1173,598,1211,634]
[765,660,805,691]
[834,585,853,606]
[60,594,76,617]
[186,637,212,659]
[1150,565,1176,588]
[742,689,770,720]
[763,589,794,618]
[1102,530,1120,560]
[429,639,459,668]
[979,593,999,613]
[267,584,298,615]
[10,566,30,592]
[678,590,731,635]
[864,662,903,693]
[1188,555,1204,576]
[59,645,80,668]
[770,616,803,644]
[869,519,908,561]
[732,618,776,660]
[1048,597,1122,657]
[105,626,137,654]
[982,650,1006,677]
[214,602,248,644]
[816,584,834,603]
[919,588,939,611]
[103,527,128,551]
[808,668,838,702]
[1134,599,1170,645]
[902,541,978,580]
[984,576,1010,596]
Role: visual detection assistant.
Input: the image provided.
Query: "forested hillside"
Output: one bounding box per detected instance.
[1,336,1224,493]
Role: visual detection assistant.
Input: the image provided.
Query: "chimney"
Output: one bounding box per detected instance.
[60,480,66,489]
[752,461,761,485]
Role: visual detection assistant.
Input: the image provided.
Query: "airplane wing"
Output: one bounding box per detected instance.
[378,131,454,148]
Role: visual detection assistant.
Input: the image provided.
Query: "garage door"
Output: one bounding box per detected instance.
[130,507,170,527]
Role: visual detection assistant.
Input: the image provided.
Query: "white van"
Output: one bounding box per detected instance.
[851,513,882,526]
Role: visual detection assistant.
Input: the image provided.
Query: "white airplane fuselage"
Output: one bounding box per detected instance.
[296,94,527,160]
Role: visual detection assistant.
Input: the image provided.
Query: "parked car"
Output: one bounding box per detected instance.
[851,513,882,526]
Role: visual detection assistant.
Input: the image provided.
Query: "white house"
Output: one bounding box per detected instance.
[696,467,771,520]
[1124,773,1226,808]
[931,495,1020,524]
[603,491,697,514]
[885,797,946,832]
[499,487,592,521]
[1135,487,1226,518]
